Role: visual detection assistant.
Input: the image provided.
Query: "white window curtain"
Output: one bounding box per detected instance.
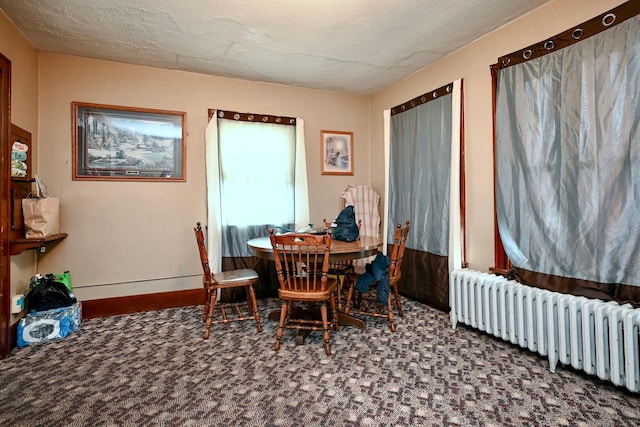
[204,113,309,272]
[495,15,640,285]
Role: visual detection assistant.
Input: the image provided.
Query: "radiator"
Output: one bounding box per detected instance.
[450,268,640,393]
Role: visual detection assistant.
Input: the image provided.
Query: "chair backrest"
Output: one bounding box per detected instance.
[194,222,212,283]
[388,220,410,281]
[269,230,332,294]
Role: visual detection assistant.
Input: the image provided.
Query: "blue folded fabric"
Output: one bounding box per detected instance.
[12,151,27,161]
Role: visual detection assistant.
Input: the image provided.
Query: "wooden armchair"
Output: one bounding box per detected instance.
[344,220,410,332]
[194,222,262,339]
[269,229,338,355]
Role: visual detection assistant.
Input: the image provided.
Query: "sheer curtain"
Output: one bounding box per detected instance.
[204,112,309,274]
[383,80,463,309]
[495,14,640,287]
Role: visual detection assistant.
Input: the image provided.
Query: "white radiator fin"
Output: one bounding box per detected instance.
[450,268,640,393]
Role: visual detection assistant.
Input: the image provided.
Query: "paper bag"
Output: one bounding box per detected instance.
[22,197,60,238]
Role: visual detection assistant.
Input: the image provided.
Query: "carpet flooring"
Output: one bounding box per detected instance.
[1,297,639,426]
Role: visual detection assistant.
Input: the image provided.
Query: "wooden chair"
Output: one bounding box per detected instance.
[194,222,262,339]
[322,217,361,310]
[269,229,339,355]
[344,220,410,332]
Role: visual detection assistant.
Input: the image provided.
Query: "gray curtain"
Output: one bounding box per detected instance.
[389,95,452,255]
[495,15,640,286]
[389,94,452,308]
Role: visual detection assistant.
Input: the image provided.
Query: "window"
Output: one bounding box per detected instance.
[205,110,309,266]
[218,118,295,228]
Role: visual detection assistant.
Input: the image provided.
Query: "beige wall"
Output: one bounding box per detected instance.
[370,0,627,272]
[35,54,370,300]
[1,11,40,313]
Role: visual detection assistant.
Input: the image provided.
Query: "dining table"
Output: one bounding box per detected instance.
[247,234,383,342]
[247,235,382,263]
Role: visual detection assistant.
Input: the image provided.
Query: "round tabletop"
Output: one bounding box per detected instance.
[247,235,382,262]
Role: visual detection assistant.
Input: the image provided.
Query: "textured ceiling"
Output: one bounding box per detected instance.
[0,0,549,95]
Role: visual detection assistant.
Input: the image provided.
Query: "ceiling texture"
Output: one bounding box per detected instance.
[0,0,549,95]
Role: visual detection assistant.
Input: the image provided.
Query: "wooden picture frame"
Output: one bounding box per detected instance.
[72,102,186,181]
[321,130,353,176]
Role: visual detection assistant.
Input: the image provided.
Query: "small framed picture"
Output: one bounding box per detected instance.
[321,130,353,176]
[72,102,186,181]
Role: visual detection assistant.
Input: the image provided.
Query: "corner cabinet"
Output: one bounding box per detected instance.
[9,124,67,255]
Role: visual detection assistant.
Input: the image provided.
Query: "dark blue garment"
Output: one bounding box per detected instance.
[375,274,391,305]
[332,205,360,242]
[355,252,391,304]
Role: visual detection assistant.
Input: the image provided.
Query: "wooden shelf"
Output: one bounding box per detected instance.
[8,124,69,256]
[10,233,68,256]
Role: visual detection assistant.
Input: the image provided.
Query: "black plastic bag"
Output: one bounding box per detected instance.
[332,205,360,242]
[24,274,77,314]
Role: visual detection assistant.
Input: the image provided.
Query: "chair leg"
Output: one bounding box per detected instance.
[286,300,294,319]
[274,301,288,352]
[320,302,331,356]
[245,285,263,333]
[387,296,397,333]
[203,289,211,322]
[392,283,404,317]
[330,293,339,331]
[344,281,355,314]
[204,291,217,340]
[336,274,344,311]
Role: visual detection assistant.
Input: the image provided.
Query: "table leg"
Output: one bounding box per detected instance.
[337,312,366,330]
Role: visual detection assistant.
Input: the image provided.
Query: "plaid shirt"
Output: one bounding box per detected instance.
[340,185,381,273]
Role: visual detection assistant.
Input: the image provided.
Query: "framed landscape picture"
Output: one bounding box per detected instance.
[72,102,186,181]
[321,130,353,176]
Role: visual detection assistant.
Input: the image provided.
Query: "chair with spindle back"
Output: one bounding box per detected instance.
[269,229,338,355]
[194,222,262,339]
[344,220,410,332]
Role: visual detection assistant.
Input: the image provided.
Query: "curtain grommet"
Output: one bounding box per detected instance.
[602,13,616,27]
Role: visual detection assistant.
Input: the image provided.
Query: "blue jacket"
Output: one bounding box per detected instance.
[355,252,391,304]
